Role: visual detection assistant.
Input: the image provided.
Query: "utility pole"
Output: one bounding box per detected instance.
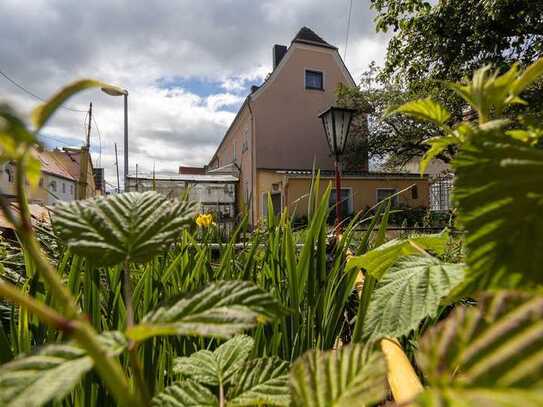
[114,143,121,193]
[86,102,92,148]
[78,102,92,200]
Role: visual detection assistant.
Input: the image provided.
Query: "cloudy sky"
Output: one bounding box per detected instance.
[1,0,388,189]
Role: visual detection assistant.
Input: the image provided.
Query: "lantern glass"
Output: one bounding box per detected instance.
[319,106,355,156]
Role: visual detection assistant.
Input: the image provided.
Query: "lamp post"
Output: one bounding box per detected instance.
[102,86,128,191]
[318,106,355,233]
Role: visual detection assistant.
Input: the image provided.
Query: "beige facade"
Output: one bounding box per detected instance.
[256,170,429,222]
[207,27,429,225]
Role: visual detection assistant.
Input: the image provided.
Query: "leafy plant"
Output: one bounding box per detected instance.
[415,290,543,406]
[154,335,290,406]
[289,343,386,406]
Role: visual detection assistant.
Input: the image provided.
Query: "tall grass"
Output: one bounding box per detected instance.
[0,176,389,404]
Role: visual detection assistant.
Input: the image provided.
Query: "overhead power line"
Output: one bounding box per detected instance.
[344,0,353,60]
[0,68,87,113]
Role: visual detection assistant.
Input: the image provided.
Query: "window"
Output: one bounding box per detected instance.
[50,181,57,192]
[233,141,237,162]
[70,184,74,195]
[329,188,353,216]
[305,70,323,90]
[377,188,399,207]
[62,183,66,193]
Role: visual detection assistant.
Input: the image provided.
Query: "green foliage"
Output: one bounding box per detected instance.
[347,230,449,279]
[363,256,464,340]
[390,97,451,126]
[127,281,285,341]
[52,191,196,266]
[162,336,289,406]
[289,344,386,406]
[226,357,290,406]
[151,380,218,406]
[173,335,254,386]
[0,331,126,407]
[453,134,543,291]
[392,58,543,293]
[415,291,543,406]
[371,0,543,100]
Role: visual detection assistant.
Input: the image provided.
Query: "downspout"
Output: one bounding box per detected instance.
[247,97,255,227]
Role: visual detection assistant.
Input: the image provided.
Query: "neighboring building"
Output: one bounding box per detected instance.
[126,173,237,222]
[0,146,97,205]
[206,27,429,225]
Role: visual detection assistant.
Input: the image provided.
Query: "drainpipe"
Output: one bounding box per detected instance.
[247,97,255,228]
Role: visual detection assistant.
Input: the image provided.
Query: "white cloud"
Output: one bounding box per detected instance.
[0,0,388,190]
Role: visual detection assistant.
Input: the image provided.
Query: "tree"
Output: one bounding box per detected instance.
[337,64,457,169]
[343,0,543,168]
[372,0,543,85]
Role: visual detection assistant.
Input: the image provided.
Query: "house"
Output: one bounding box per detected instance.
[0,146,97,205]
[204,27,429,225]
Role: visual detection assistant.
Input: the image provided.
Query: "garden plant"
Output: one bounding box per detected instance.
[0,57,542,406]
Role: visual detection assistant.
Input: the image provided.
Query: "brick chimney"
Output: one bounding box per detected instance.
[273,45,287,69]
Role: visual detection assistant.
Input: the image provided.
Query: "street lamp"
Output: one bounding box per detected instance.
[318,106,356,232]
[102,86,128,192]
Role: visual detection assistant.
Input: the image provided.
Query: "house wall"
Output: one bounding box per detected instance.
[209,105,254,221]
[284,177,429,220]
[251,43,354,172]
[43,174,76,204]
[254,170,429,223]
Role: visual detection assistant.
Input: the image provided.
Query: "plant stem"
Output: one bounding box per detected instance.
[219,380,225,407]
[0,279,70,331]
[123,259,151,404]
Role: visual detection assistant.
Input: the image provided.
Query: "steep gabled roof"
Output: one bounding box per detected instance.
[292,26,337,50]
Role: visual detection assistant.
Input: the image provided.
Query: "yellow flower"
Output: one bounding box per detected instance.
[196,213,214,228]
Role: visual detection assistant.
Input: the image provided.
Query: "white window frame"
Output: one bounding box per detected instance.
[304,69,325,91]
[330,187,353,214]
[376,188,399,207]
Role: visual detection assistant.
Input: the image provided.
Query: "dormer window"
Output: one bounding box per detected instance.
[305,70,323,90]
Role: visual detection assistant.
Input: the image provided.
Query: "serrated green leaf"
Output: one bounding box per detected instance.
[363,256,465,340]
[415,291,543,406]
[451,134,543,293]
[289,344,386,407]
[127,281,284,342]
[173,335,254,386]
[0,331,126,407]
[416,387,543,407]
[511,57,543,96]
[391,97,450,126]
[420,135,461,175]
[227,357,290,406]
[151,380,218,407]
[31,80,115,131]
[346,230,449,279]
[52,191,196,266]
